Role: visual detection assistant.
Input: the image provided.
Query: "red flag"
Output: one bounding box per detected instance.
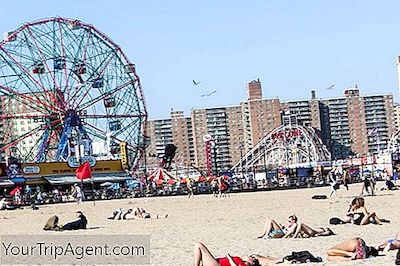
[76,162,92,180]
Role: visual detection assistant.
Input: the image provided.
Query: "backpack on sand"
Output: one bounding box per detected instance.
[283,251,322,263]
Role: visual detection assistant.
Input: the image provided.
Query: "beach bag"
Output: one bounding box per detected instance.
[329,217,346,225]
[283,251,322,263]
[311,195,327,200]
[43,215,59,230]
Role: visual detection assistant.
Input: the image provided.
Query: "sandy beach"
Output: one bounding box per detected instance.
[0,182,399,265]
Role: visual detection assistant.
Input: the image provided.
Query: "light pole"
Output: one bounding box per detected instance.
[239,141,244,178]
[212,141,218,176]
[372,110,381,154]
[142,135,151,178]
[263,143,267,181]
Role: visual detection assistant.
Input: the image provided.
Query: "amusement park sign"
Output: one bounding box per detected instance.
[271,129,303,140]
[67,156,97,168]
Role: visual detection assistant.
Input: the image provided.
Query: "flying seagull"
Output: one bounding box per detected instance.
[201,90,217,97]
[193,80,201,86]
[325,85,335,90]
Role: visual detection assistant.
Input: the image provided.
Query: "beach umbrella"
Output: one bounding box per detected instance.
[10,186,21,196]
[155,179,164,185]
[148,168,177,183]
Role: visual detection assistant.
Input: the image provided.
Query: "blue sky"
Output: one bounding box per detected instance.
[1,0,400,119]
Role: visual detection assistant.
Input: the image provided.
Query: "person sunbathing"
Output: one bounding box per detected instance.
[108,208,136,220]
[327,238,379,261]
[347,197,388,225]
[377,232,400,253]
[194,242,280,266]
[257,215,299,239]
[109,207,168,220]
[329,197,360,224]
[293,223,335,238]
[257,215,334,239]
[62,211,87,230]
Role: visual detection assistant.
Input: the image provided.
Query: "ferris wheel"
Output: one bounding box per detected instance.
[0,17,147,167]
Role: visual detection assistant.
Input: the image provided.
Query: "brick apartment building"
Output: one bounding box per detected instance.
[146,80,396,172]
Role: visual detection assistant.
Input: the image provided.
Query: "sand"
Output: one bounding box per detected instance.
[0,182,399,266]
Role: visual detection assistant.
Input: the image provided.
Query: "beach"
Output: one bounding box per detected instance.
[0,182,398,265]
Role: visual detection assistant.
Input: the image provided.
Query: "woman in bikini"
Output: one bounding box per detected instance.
[194,242,280,266]
[293,222,335,238]
[377,232,400,253]
[348,197,386,225]
[257,215,334,239]
[257,215,299,239]
[327,238,379,261]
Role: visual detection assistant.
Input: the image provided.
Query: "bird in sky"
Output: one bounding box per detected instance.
[193,80,201,86]
[201,90,217,97]
[325,85,335,90]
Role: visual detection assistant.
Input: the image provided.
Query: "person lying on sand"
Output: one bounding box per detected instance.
[257,215,334,239]
[293,222,335,238]
[257,215,299,239]
[43,211,87,231]
[327,238,379,261]
[108,208,129,220]
[194,242,280,266]
[62,211,87,230]
[108,207,168,220]
[377,232,400,253]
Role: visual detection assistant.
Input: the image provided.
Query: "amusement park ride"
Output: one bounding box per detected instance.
[0,17,147,177]
[231,123,332,172]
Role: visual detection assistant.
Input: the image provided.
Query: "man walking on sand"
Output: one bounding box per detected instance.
[72,183,84,204]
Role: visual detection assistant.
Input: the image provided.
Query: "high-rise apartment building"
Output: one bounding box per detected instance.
[363,94,395,153]
[146,110,194,171]
[0,97,4,161]
[146,80,395,171]
[394,104,400,132]
[191,106,244,172]
[0,93,50,160]
[241,79,281,149]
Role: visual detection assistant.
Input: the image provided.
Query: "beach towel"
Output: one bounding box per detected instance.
[283,251,322,263]
[43,215,59,230]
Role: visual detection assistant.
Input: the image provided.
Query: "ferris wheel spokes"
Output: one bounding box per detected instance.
[25,26,62,93]
[71,54,115,109]
[0,84,60,114]
[77,80,134,111]
[0,44,63,112]
[0,119,62,152]
[0,17,147,166]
